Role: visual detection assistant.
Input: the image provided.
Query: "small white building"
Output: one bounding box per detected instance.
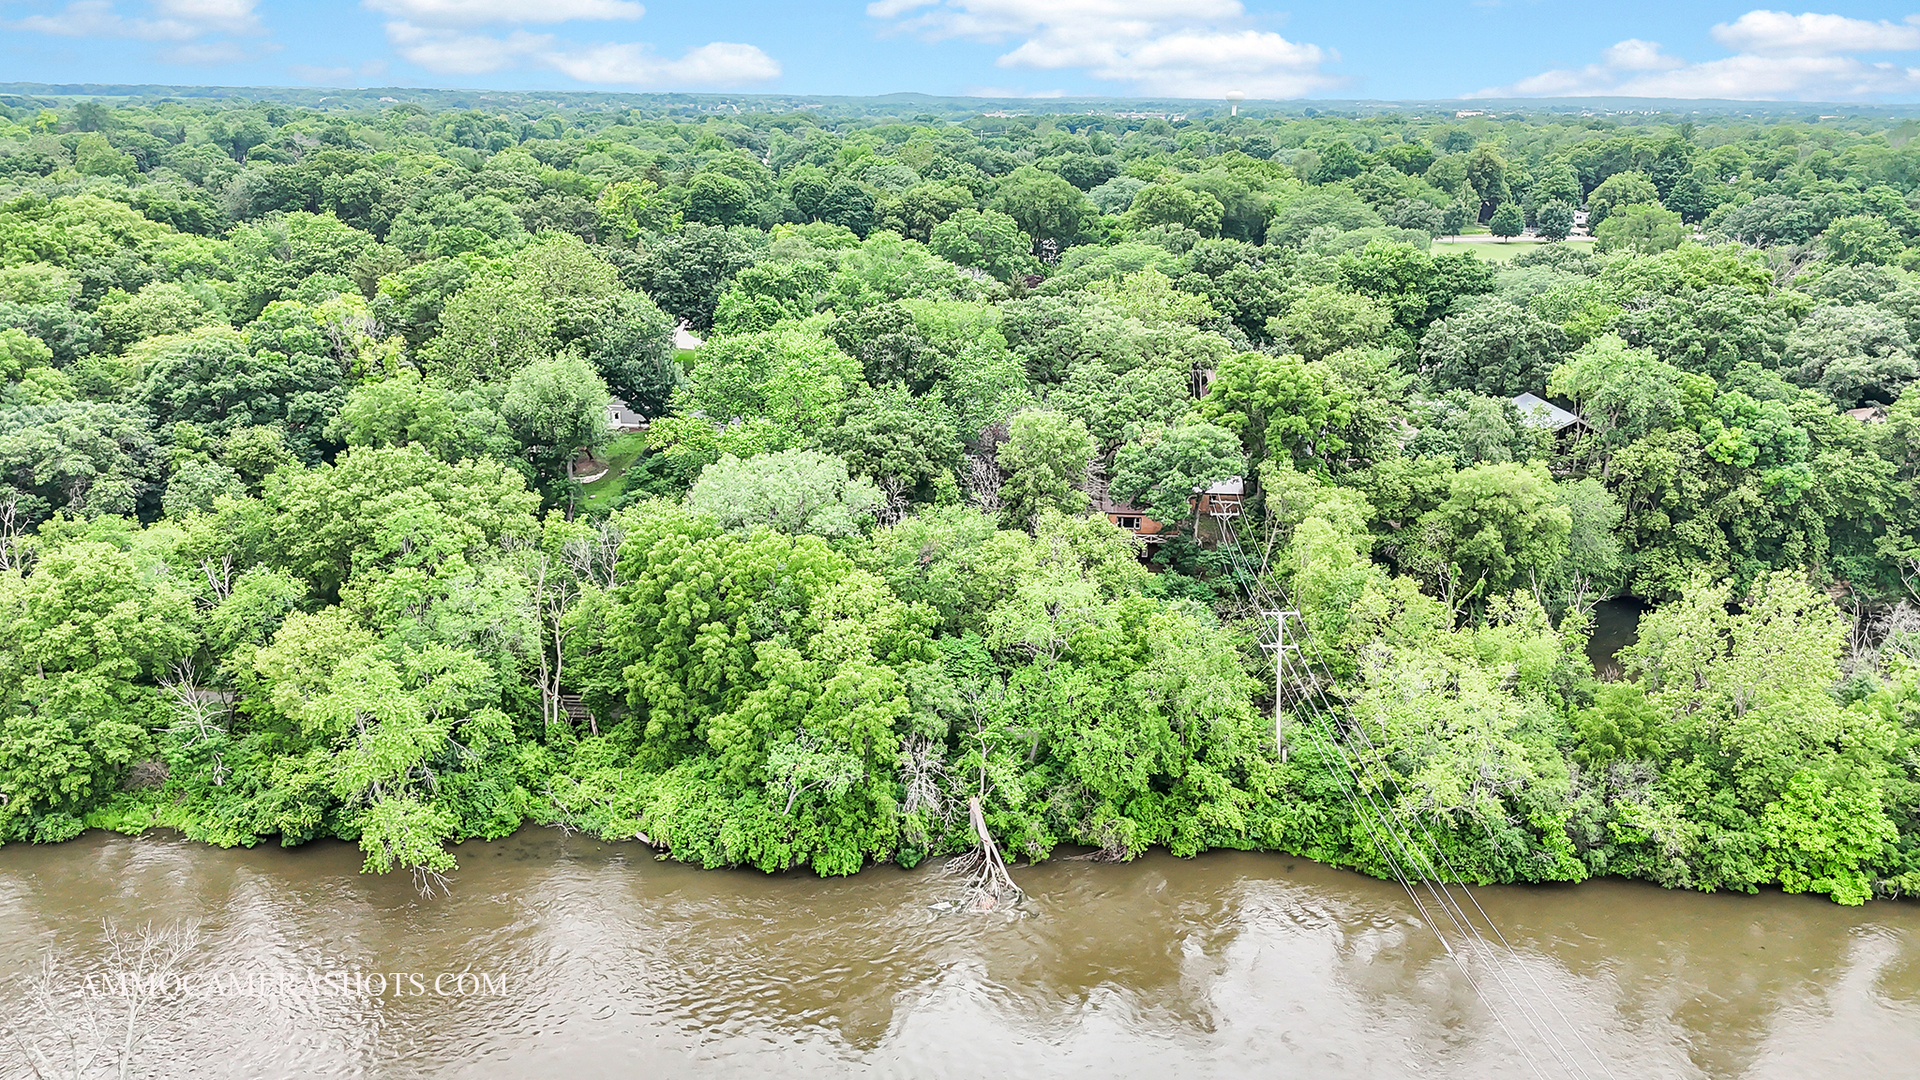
[607,397,647,432]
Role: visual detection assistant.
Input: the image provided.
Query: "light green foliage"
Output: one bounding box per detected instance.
[1586,171,1660,228]
[996,409,1095,528]
[0,539,194,841]
[1268,285,1390,361]
[1488,203,1526,240]
[689,449,881,537]
[596,178,673,242]
[422,276,557,386]
[329,368,518,464]
[1110,422,1246,532]
[1594,204,1685,254]
[501,354,611,494]
[1421,298,1569,397]
[1197,351,1354,471]
[1786,303,1917,408]
[265,444,539,598]
[1823,215,1902,267]
[677,322,860,445]
[1122,184,1225,237]
[97,281,219,349]
[1416,462,1572,611]
[1613,573,1898,903]
[929,208,1036,284]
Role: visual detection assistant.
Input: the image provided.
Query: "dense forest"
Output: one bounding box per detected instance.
[2,91,1919,905]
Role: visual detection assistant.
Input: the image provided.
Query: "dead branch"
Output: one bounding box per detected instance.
[944,795,1023,912]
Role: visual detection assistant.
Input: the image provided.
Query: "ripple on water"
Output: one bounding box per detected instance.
[1,829,1917,1079]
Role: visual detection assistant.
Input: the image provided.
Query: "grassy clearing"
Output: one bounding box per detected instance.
[1437,239,1598,262]
[578,431,650,513]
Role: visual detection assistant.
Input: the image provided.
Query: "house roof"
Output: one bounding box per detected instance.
[606,397,646,430]
[1512,393,1585,432]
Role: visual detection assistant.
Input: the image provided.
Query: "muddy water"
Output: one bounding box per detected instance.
[2,829,1917,1080]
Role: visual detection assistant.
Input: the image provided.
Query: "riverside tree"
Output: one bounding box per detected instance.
[0,93,1918,903]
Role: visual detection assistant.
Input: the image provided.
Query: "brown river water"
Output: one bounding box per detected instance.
[1,827,1916,1079]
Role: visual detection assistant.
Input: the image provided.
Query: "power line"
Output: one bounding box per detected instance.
[1213,509,1609,1079]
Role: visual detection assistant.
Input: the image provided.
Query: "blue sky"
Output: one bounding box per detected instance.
[3,1,1920,101]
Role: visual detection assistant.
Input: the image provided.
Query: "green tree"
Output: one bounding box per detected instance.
[1268,286,1390,361]
[685,172,755,227]
[1421,299,1569,397]
[1786,304,1917,407]
[1823,215,1902,266]
[422,278,557,386]
[997,410,1095,528]
[1488,202,1525,240]
[989,167,1094,256]
[636,223,762,332]
[929,208,1036,284]
[1418,462,1572,612]
[1110,422,1246,539]
[1197,351,1355,471]
[501,354,611,495]
[1122,184,1225,237]
[689,449,881,537]
[1535,202,1575,242]
[1586,171,1660,228]
[1594,204,1685,254]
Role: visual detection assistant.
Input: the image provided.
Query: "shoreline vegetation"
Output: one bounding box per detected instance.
[0,92,1918,905]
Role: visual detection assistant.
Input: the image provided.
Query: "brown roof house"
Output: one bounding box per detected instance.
[1089,474,1246,546]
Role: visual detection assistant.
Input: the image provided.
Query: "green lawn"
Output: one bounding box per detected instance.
[1439,239,1598,263]
[577,431,650,512]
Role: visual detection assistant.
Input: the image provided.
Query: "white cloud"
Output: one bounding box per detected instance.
[9,0,262,42]
[540,40,779,84]
[1711,10,1920,54]
[1601,38,1683,72]
[868,0,1340,98]
[361,0,644,28]
[1471,9,1920,99]
[384,20,779,86]
[385,21,554,74]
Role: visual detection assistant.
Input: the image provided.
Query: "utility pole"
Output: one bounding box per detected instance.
[1261,609,1300,761]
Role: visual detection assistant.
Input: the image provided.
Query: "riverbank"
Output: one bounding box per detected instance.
[3,827,1916,1078]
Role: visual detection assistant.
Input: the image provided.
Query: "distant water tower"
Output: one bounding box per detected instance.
[1225,90,1245,116]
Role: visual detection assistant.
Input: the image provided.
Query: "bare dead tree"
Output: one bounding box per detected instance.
[196,554,236,605]
[898,734,954,849]
[941,678,1024,913]
[4,921,199,1080]
[157,660,230,788]
[561,518,623,591]
[0,491,31,574]
[873,476,910,529]
[946,796,1023,911]
[960,453,1001,515]
[514,543,579,737]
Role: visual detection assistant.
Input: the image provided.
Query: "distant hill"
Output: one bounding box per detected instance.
[2,81,1917,122]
